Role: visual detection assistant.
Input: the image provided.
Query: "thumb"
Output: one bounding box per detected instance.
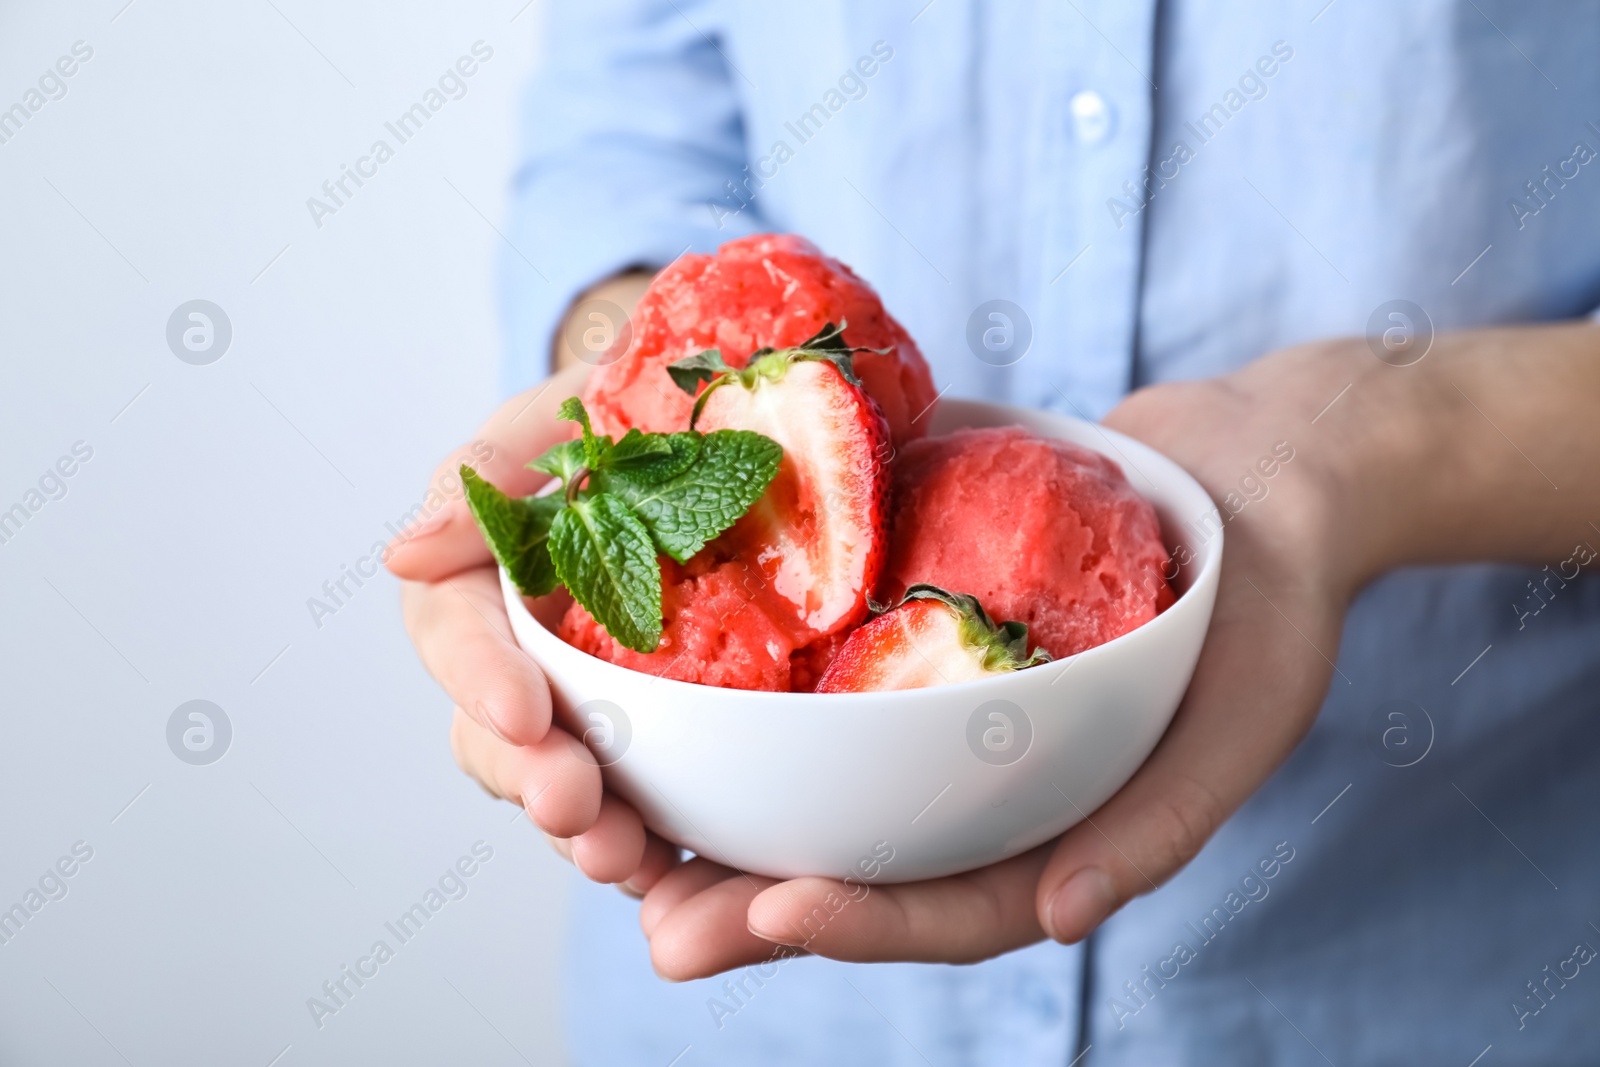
[385,365,588,582]
[1035,571,1340,942]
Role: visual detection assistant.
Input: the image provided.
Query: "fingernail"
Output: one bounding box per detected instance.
[1045,867,1117,944]
[476,701,512,745]
[747,917,809,947]
[522,780,553,827]
[403,506,454,542]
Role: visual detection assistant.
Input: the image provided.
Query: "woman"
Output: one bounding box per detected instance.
[389,2,1600,1062]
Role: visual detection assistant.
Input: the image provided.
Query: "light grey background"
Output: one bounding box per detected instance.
[0,2,574,1064]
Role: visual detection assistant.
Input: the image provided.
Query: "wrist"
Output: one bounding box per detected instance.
[1127,320,1600,609]
[1306,339,1425,594]
[1254,333,1478,597]
[1299,321,1600,589]
[1210,339,1394,603]
[552,269,657,372]
[1334,337,1458,586]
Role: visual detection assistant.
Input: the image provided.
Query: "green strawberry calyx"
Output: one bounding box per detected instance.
[894,583,1053,672]
[667,321,890,429]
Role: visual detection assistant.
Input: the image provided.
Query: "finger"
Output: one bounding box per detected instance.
[544,804,677,897]
[403,568,551,745]
[543,833,574,864]
[570,793,647,885]
[639,857,738,938]
[646,869,786,982]
[385,362,591,582]
[745,844,1053,964]
[448,707,601,838]
[1036,571,1339,943]
[620,833,682,899]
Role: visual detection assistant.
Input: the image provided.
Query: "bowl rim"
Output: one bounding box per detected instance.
[501,397,1223,705]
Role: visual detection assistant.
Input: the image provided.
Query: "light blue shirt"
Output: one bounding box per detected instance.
[502,2,1600,1063]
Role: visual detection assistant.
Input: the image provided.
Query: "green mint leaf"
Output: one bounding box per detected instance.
[548,493,662,653]
[606,428,673,463]
[558,396,606,469]
[667,347,733,397]
[606,430,701,483]
[529,439,586,482]
[461,466,564,597]
[595,429,782,562]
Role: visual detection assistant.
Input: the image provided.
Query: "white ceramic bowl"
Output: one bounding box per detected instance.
[501,398,1221,883]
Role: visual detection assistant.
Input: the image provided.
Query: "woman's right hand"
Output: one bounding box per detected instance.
[385,361,681,895]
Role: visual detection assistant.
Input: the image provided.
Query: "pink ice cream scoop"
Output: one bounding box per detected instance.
[877,425,1174,659]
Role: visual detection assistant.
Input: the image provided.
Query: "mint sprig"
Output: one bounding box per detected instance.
[593,431,781,562]
[461,397,782,653]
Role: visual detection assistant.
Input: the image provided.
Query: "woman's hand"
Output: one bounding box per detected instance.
[398,316,1599,980]
[635,339,1378,979]
[637,319,1600,979]
[385,361,681,894]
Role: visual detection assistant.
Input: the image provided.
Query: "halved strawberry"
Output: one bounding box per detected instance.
[815,584,1051,693]
[671,326,890,639]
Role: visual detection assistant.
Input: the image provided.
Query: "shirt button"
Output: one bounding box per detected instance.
[1069,90,1114,145]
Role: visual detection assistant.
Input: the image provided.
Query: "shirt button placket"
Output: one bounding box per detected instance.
[1032,2,1158,422]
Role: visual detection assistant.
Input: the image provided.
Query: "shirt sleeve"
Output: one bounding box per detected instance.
[498,0,760,393]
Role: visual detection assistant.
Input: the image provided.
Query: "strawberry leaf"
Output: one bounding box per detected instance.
[461,466,564,597]
[899,583,982,614]
[594,430,782,562]
[789,320,891,387]
[667,348,734,396]
[796,321,851,352]
[899,583,1052,671]
[997,620,1051,667]
[549,493,662,653]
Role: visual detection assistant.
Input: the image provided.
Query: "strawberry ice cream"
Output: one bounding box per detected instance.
[581,234,937,447]
[877,426,1174,659]
[559,557,806,692]
[536,236,1172,691]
